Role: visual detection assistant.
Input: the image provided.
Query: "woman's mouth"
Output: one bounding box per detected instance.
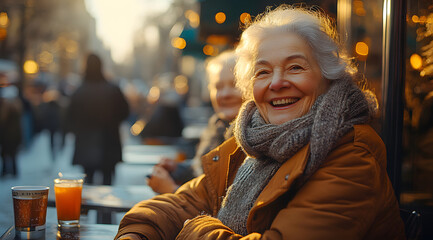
[270,97,300,107]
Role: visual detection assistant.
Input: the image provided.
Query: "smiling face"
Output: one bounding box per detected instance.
[208,63,243,122]
[252,32,328,125]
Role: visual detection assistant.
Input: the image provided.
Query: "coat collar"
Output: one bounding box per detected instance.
[201,137,311,208]
[253,143,310,207]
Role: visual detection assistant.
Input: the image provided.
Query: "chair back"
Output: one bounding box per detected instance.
[400,209,422,240]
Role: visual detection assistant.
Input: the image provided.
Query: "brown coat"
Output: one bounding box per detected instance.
[116,125,405,240]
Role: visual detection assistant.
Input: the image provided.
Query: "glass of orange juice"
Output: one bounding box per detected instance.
[54,175,83,228]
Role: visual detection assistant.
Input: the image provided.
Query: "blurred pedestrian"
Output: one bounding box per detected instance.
[147,50,243,194]
[67,53,129,185]
[116,5,404,239]
[140,88,184,145]
[39,88,65,161]
[0,85,22,177]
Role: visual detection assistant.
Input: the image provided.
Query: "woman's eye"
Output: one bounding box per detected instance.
[288,65,304,71]
[255,70,270,77]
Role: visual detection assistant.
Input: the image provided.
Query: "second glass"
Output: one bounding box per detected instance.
[54,177,83,228]
[11,186,49,239]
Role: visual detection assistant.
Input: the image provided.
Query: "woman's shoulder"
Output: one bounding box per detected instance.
[332,124,386,167]
[336,125,384,148]
[352,124,386,153]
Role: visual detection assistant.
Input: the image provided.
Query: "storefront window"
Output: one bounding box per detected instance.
[338,0,384,132]
[401,0,433,210]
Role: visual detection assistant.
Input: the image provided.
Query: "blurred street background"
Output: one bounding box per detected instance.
[0,130,81,233]
[1,0,433,238]
[0,0,336,231]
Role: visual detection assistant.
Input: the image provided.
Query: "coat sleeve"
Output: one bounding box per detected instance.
[115,174,216,240]
[177,141,402,240]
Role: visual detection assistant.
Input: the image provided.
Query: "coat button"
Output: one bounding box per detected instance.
[212,156,219,161]
[284,174,290,180]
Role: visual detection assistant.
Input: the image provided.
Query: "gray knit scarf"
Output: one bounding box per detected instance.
[217,79,372,235]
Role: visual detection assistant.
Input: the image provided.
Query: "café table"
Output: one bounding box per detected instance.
[1,223,119,240]
[122,145,179,164]
[48,185,156,224]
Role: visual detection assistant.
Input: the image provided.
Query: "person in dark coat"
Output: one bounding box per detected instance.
[67,53,129,185]
[139,89,184,145]
[39,89,64,161]
[0,85,22,177]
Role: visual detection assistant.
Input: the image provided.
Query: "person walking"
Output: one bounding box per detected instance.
[0,85,22,177]
[67,53,129,185]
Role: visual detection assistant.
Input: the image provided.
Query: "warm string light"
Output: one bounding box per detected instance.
[130,120,146,136]
[23,60,39,74]
[215,12,226,24]
[240,12,251,24]
[171,37,186,50]
[355,42,369,56]
[410,53,423,70]
[185,10,200,28]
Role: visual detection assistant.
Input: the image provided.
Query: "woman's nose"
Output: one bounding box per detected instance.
[269,71,290,90]
[217,87,230,98]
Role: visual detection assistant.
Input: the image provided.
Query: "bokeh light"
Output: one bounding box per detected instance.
[130,119,146,136]
[215,12,226,24]
[355,42,369,56]
[410,53,422,70]
[185,10,200,28]
[203,45,216,56]
[0,12,9,27]
[171,37,186,50]
[147,86,160,104]
[23,60,39,74]
[174,75,189,95]
[240,12,251,24]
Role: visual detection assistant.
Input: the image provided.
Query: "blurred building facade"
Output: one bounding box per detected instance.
[0,0,112,93]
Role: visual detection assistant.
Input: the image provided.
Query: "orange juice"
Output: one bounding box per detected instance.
[54,185,82,220]
[54,178,83,227]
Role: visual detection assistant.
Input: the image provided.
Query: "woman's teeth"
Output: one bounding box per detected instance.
[271,98,299,107]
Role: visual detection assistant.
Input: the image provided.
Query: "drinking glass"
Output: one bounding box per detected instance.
[54,177,83,228]
[11,186,49,239]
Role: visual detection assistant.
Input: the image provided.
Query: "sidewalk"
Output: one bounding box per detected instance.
[0,131,82,232]
[0,126,140,232]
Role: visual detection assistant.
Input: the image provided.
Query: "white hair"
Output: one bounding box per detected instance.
[235,5,355,100]
[205,49,237,81]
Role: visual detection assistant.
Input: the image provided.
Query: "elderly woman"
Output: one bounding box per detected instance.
[147,50,243,194]
[116,5,405,240]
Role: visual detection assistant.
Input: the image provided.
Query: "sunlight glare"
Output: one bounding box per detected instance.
[84,0,171,63]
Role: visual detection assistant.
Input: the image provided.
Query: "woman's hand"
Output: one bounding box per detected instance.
[147,165,179,194]
[116,233,147,240]
[177,215,240,239]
